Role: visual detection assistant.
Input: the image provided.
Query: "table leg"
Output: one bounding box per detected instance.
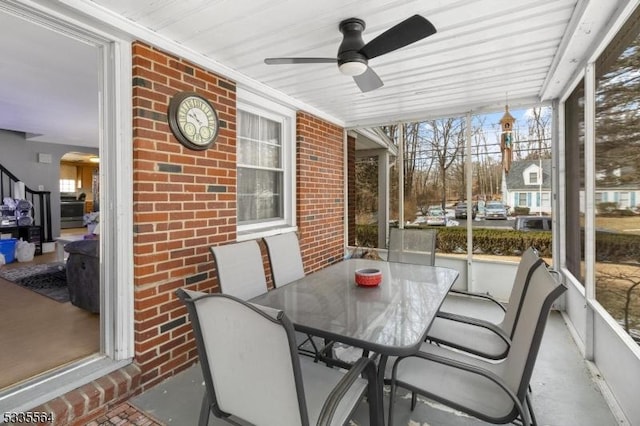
[376,354,389,425]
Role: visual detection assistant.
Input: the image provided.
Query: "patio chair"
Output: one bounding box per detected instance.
[263,232,305,287]
[426,247,545,360]
[387,227,436,265]
[388,260,567,426]
[263,232,335,361]
[176,289,380,426]
[210,240,267,300]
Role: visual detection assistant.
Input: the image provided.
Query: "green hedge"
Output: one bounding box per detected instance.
[356,225,552,256]
[356,225,640,262]
[594,231,640,263]
[513,206,530,216]
[434,227,553,257]
[355,224,378,247]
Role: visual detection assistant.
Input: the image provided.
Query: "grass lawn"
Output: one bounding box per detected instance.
[594,215,640,234]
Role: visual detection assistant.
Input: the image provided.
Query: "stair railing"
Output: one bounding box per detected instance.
[0,163,53,242]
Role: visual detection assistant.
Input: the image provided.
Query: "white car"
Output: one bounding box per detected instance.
[426,208,447,226]
[484,201,508,219]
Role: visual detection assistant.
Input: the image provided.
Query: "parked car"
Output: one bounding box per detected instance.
[412,215,427,225]
[513,215,552,231]
[484,201,508,219]
[454,202,477,219]
[426,208,447,226]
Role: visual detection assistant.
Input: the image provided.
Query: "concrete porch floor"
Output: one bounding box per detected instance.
[130,312,620,425]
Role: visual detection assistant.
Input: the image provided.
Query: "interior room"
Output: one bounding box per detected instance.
[0,11,102,391]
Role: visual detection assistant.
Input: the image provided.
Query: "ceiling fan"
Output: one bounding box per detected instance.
[264,15,436,92]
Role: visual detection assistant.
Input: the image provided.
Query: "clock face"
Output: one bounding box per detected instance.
[168,92,219,150]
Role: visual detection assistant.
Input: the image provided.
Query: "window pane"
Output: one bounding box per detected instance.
[238,111,281,169]
[60,179,76,192]
[237,108,284,225]
[237,168,282,222]
[518,193,527,206]
[594,8,640,344]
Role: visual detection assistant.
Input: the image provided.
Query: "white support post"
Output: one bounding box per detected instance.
[378,149,390,248]
[465,112,474,292]
[398,123,405,230]
[584,63,596,360]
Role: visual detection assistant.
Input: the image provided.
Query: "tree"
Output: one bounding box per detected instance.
[525,107,552,160]
[420,118,466,208]
[355,157,378,219]
[595,35,640,186]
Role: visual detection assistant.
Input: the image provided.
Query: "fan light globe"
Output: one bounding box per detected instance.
[339,61,367,76]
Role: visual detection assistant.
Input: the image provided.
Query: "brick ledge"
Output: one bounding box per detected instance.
[28,363,142,426]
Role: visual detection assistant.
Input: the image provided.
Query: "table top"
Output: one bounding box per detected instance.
[250,258,459,356]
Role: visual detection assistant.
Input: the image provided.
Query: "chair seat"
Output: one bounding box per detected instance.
[438,292,506,324]
[427,314,509,359]
[394,342,514,421]
[300,357,368,425]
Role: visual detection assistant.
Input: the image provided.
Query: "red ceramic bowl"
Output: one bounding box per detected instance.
[355,268,382,287]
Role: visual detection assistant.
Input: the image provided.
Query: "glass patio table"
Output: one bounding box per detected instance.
[250,257,459,423]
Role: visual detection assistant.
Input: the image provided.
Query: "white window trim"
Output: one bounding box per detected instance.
[236,88,296,240]
[523,164,540,185]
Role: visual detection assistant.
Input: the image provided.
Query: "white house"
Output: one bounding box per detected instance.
[503,159,552,215]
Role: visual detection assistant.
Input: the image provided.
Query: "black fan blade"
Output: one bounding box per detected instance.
[265,58,337,64]
[354,67,383,92]
[360,15,436,60]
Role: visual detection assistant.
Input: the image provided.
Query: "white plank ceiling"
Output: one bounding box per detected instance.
[0,0,631,146]
[85,0,620,126]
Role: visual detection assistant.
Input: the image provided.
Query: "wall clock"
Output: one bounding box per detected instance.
[168,92,219,150]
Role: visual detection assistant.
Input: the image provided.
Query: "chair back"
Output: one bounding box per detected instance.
[263,232,305,287]
[503,262,566,401]
[177,289,309,426]
[387,228,437,265]
[210,240,267,300]
[501,247,545,336]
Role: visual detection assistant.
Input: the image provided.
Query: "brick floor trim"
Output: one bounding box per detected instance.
[29,363,142,426]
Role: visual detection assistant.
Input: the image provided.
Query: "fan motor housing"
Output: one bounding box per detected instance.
[337,18,368,66]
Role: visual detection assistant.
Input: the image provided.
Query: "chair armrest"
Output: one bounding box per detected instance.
[317,357,378,426]
[391,351,529,426]
[435,311,511,345]
[447,289,507,313]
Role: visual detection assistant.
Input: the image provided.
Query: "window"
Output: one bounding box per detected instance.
[619,192,630,209]
[595,191,603,203]
[60,179,76,192]
[238,110,283,222]
[518,193,528,207]
[541,192,550,208]
[237,90,296,236]
[529,171,538,184]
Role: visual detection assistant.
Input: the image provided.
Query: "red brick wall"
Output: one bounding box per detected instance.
[30,41,347,425]
[131,42,237,390]
[131,43,346,392]
[296,112,345,271]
